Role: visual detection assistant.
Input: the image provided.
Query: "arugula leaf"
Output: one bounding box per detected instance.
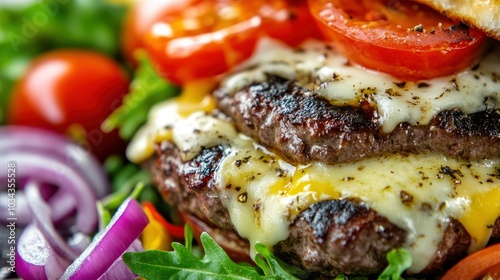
[124,232,299,280]
[377,248,413,280]
[254,244,300,279]
[184,224,194,252]
[102,51,180,140]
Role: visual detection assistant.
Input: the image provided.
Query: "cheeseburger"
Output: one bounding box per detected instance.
[125,0,500,278]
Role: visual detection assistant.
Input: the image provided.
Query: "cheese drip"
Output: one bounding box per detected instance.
[130,104,500,273]
[210,131,500,273]
[126,38,500,275]
[223,39,500,133]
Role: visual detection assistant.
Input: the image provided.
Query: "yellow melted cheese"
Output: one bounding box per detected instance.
[126,38,500,274]
[130,107,500,273]
[126,79,216,163]
[212,129,500,273]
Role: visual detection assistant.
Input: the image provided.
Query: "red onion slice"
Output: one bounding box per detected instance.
[0,126,109,198]
[17,224,70,280]
[48,190,76,224]
[0,152,97,233]
[60,198,149,280]
[98,240,144,280]
[25,182,79,261]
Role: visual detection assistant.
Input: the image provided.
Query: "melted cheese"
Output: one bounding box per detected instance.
[215,133,500,273]
[223,39,500,132]
[126,79,216,163]
[126,38,500,274]
[130,107,500,273]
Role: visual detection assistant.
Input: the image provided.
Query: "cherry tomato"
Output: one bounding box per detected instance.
[8,49,129,161]
[141,0,320,85]
[308,0,487,81]
[122,0,186,65]
[442,243,500,280]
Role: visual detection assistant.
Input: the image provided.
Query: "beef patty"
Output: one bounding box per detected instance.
[215,75,500,164]
[146,75,500,278]
[150,140,500,278]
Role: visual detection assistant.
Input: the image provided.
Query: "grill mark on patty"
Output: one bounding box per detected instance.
[215,75,500,164]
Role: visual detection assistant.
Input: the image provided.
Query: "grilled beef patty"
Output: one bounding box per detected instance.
[215,75,500,164]
[150,140,499,277]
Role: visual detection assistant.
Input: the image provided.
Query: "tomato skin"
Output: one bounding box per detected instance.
[262,0,323,47]
[143,0,263,85]
[122,0,186,65]
[139,0,321,85]
[442,244,500,280]
[7,49,129,161]
[308,0,487,81]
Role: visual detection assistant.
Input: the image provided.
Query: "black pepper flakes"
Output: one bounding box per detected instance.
[275,168,286,178]
[238,192,248,203]
[253,201,261,211]
[385,88,401,97]
[418,82,430,88]
[420,203,433,212]
[439,166,464,180]
[235,186,241,192]
[410,23,424,32]
[399,190,414,205]
[394,81,406,88]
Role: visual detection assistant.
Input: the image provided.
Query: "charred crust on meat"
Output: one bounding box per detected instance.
[215,76,500,164]
[275,199,407,276]
[151,141,500,277]
[184,145,225,190]
[438,109,500,137]
[299,200,358,239]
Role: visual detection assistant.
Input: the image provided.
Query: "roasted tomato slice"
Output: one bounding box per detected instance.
[122,0,187,66]
[7,49,129,161]
[142,0,321,85]
[442,243,500,280]
[308,0,487,81]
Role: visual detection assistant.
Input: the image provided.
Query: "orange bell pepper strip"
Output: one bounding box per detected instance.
[141,203,172,251]
[142,201,185,240]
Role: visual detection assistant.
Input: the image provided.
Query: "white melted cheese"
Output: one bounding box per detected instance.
[129,102,500,273]
[126,38,500,274]
[223,39,500,132]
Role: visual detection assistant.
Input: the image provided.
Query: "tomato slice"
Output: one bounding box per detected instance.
[7,49,129,161]
[122,0,188,66]
[142,0,321,85]
[442,243,500,280]
[308,0,487,81]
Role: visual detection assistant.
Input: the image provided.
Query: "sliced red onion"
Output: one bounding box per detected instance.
[48,190,76,224]
[60,198,149,280]
[17,224,70,280]
[98,240,144,280]
[0,152,97,233]
[25,182,79,261]
[0,126,109,198]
